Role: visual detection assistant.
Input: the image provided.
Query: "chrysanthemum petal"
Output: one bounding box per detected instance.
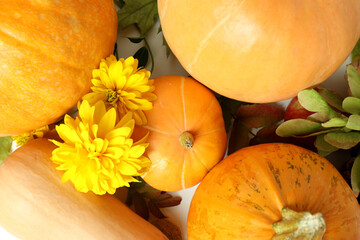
[100,70,115,89]
[129,145,146,158]
[105,128,131,141]
[56,124,81,144]
[97,108,117,138]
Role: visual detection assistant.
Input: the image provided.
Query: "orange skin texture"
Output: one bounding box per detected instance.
[187,143,360,239]
[138,75,227,192]
[0,139,168,240]
[158,0,360,103]
[0,0,118,136]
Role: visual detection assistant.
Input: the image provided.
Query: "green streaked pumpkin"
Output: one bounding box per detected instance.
[187,143,360,240]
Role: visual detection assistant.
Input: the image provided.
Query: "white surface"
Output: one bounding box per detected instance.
[0,19,352,239]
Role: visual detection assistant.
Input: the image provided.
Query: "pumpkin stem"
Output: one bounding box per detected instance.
[272,207,326,240]
[179,132,194,149]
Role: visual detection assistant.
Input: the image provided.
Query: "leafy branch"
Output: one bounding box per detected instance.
[114,0,172,73]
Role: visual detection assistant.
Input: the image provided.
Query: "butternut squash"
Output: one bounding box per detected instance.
[0,139,168,240]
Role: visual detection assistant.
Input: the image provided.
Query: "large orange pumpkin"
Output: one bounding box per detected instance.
[158,1,360,103]
[0,0,118,136]
[137,75,227,192]
[0,138,168,240]
[187,143,360,239]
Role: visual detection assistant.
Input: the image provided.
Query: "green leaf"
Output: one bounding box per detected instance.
[347,65,360,98]
[235,104,284,129]
[307,112,329,123]
[324,132,360,150]
[117,0,158,35]
[276,119,324,137]
[114,0,125,8]
[321,118,347,128]
[317,86,344,112]
[158,25,172,58]
[298,89,338,118]
[134,47,149,69]
[162,34,172,58]
[296,128,341,137]
[128,36,145,43]
[342,97,360,114]
[351,155,360,193]
[352,38,360,63]
[346,115,360,131]
[0,136,12,163]
[314,134,338,155]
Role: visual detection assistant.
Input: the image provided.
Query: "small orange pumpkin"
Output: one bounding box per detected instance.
[137,75,227,192]
[0,0,118,136]
[187,143,360,239]
[0,138,168,240]
[158,0,360,103]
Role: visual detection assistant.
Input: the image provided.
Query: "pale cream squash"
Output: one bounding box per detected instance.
[0,139,168,240]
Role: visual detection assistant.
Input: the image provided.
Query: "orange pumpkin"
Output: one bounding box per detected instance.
[0,0,118,136]
[158,1,360,103]
[187,143,360,239]
[137,75,227,192]
[0,138,168,240]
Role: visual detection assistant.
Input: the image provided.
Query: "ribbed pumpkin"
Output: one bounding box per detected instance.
[187,143,360,239]
[137,75,227,192]
[0,139,168,240]
[0,0,118,136]
[158,0,360,103]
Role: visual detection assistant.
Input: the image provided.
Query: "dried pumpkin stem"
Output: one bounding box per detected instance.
[272,207,326,240]
[179,131,194,149]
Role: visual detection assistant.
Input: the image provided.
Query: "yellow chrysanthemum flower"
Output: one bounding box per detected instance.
[50,100,151,195]
[12,125,49,147]
[83,55,157,126]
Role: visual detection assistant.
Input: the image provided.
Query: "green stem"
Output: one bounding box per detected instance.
[272,207,326,240]
[179,132,195,149]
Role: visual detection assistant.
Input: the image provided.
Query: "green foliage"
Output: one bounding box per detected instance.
[298,89,338,118]
[276,119,324,137]
[276,65,360,195]
[117,0,158,35]
[321,118,347,128]
[315,135,338,156]
[324,132,360,150]
[351,155,360,193]
[0,137,12,163]
[347,65,360,98]
[158,26,172,58]
[343,97,360,114]
[317,86,344,112]
[133,46,149,69]
[113,0,125,8]
[352,38,360,63]
[346,115,360,131]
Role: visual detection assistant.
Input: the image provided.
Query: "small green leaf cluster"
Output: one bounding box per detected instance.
[277,66,360,156]
[276,65,360,194]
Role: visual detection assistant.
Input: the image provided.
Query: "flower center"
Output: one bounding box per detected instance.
[88,151,101,159]
[105,89,119,105]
